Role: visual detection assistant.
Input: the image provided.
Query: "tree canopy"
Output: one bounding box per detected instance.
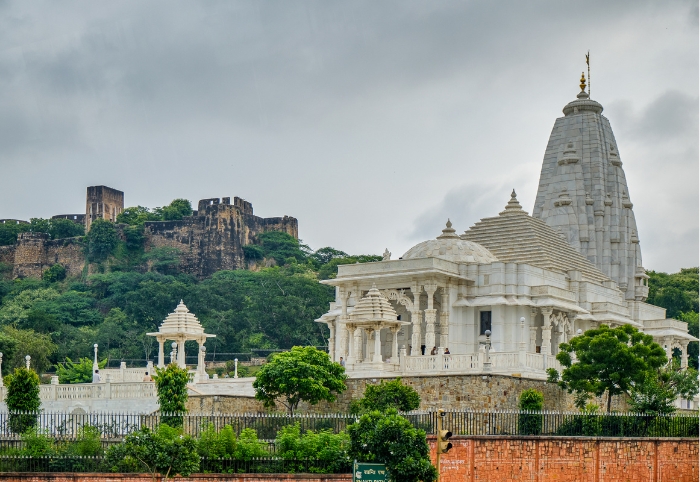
[351,378,421,414]
[549,324,668,412]
[253,346,347,414]
[348,409,437,482]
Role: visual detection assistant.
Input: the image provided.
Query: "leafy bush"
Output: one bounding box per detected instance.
[69,425,103,456]
[518,389,544,435]
[56,357,107,384]
[275,422,351,473]
[5,367,41,433]
[42,264,67,283]
[348,409,437,482]
[105,425,199,479]
[21,429,55,456]
[153,364,191,427]
[351,378,420,414]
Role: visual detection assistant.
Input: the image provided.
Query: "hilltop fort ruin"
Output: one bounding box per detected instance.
[0,186,298,279]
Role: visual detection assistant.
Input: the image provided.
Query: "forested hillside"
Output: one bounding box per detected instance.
[0,212,380,374]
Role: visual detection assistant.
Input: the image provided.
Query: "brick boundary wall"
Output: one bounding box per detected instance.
[428,436,699,482]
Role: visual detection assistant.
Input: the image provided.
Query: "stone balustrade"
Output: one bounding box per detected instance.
[397,351,561,378]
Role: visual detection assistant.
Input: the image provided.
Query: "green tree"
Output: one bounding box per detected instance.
[255,231,310,265]
[1,326,57,374]
[5,367,41,433]
[629,361,699,414]
[117,206,159,225]
[549,324,667,412]
[56,357,107,384]
[153,364,191,427]
[0,287,60,327]
[348,409,437,482]
[517,389,544,435]
[352,378,421,414]
[253,346,347,415]
[86,218,119,262]
[0,222,29,246]
[155,199,193,221]
[42,264,67,283]
[647,268,699,318]
[105,425,199,481]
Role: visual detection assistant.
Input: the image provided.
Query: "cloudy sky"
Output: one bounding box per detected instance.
[0,0,697,272]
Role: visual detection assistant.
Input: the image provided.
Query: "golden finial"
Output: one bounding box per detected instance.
[579,72,586,92]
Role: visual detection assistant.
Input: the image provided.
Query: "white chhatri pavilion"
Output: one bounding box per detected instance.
[147,301,215,374]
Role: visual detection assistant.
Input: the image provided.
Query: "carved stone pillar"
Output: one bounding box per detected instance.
[410,284,423,356]
[439,288,450,349]
[541,308,553,356]
[326,321,336,361]
[364,328,374,363]
[338,288,351,360]
[529,308,538,353]
[681,340,689,369]
[346,323,358,364]
[157,336,165,368]
[423,281,438,352]
[373,327,383,363]
[177,339,186,368]
[390,326,400,363]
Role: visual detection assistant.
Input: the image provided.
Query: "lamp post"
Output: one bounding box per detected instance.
[93,344,99,371]
[483,330,492,371]
[25,355,31,370]
[234,358,238,379]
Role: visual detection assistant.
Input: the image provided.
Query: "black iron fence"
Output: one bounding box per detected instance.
[0,410,695,443]
[0,455,351,474]
[403,410,699,438]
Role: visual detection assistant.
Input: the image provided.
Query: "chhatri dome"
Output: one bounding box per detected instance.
[401,220,498,264]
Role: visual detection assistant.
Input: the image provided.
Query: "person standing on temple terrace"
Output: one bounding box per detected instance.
[92,369,101,383]
[339,357,345,367]
[142,372,153,382]
[444,348,451,355]
[430,346,438,355]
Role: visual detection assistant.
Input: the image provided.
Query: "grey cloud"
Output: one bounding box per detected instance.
[0,0,696,274]
[408,182,513,242]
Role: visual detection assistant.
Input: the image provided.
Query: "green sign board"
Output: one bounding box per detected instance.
[353,461,388,482]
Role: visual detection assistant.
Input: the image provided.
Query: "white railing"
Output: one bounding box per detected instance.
[399,351,560,375]
[0,382,157,403]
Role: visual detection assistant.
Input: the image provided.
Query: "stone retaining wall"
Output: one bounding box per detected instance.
[186,374,627,413]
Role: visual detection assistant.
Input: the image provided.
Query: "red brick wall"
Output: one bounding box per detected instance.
[429,436,699,482]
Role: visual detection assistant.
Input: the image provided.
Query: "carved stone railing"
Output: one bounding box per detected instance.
[0,382,157,403]
[399,351,560,376]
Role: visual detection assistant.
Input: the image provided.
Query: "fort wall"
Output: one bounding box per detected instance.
[2,192,297,280]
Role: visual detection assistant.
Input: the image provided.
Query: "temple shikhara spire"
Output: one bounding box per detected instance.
[532,71,645,301]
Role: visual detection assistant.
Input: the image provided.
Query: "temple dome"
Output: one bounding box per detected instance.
[402,220,498,264]
[351,285,398,322]
[155,300,206,336]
